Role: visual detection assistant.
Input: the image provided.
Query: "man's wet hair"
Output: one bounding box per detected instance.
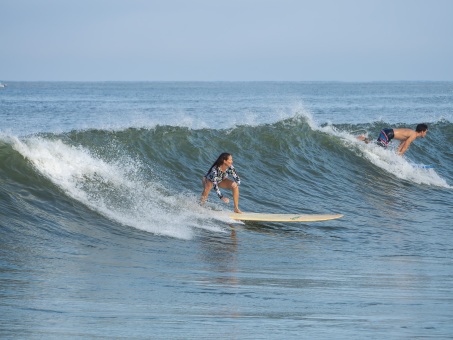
[416,123,428,132]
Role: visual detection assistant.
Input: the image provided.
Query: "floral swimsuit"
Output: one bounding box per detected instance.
[204,165,241,199]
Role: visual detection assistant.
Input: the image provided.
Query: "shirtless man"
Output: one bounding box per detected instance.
[358,124,428,155]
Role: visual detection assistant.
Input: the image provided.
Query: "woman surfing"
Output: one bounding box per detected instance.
[200,152,242,213]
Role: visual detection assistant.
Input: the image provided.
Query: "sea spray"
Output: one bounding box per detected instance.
[10,136,226,239]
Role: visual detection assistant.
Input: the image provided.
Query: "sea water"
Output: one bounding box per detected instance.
[1,82,453,339]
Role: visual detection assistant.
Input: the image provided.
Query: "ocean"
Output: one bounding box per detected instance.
[1,81,452,339]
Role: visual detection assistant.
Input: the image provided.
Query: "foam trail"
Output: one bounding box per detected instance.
[11,136,225,239]
[359,145,451,188]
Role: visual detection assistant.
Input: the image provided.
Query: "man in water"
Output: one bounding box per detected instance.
[358,123,428,156]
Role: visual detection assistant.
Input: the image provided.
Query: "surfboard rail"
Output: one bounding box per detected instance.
[411,163,434,169]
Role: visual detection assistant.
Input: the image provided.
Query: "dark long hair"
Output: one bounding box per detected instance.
[207,152,231,173]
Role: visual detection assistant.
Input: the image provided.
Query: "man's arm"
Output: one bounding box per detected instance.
[397,135,416,155]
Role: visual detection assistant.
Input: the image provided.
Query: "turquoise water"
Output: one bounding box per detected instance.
[1,82,453,339]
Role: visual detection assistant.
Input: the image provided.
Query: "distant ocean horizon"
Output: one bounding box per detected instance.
[1,81,452,339]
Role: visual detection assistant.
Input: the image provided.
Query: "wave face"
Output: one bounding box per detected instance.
[1,114,452,239]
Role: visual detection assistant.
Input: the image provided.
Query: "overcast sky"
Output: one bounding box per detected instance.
[1,0,452,81]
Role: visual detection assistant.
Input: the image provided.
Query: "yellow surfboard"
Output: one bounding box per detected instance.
[228,212,343,222]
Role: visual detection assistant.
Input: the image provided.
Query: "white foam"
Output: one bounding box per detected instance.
[11,136,228,239]
[359,145,450,188]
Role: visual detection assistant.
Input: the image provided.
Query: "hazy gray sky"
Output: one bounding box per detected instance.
[1,0,452,81]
